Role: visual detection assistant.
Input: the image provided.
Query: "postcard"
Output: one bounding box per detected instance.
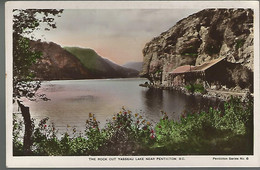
[5,1,260,168]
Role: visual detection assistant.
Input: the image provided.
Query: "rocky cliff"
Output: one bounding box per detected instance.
[30,40,94,80]
[140,9,254,90]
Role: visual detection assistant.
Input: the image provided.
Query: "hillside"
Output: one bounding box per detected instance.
[30,40,94,80]
[140,9,254,92]
[64,47,139,78]
[29,41,139,80]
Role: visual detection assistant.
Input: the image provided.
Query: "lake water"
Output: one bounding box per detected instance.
[15,78,221,134]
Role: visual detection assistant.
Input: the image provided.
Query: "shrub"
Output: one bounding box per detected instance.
[154,97,253,155]
[13,114,24,155]
[13,97,253,155]
[205,44,221,55]
[235,39,245,50]
[97,108,155,155]
[180,44,199,57]
[185,83,205,93]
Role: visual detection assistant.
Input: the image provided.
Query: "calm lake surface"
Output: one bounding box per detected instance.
[16,78,221,134]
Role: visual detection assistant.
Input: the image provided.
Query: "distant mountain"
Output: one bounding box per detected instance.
[122,62,143,72]
[30,40,94,80]
[29,41,139,80]
[103,58,139,77]
[64,47,139,78]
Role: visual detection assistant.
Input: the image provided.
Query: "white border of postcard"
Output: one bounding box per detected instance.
[5,1,260,168]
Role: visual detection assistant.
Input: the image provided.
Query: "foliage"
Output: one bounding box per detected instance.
[235,39,245,50]
[155,69,162,74]
[13,114,24,155]
[205,43,221,56]
[180,45,199,57]
[181,53,198,56]
[13,9,63,156]
[13,97,253,156]
[98,108,155,155]
[13,36,43,100]
[154,97,253,155]
[13,9,63,37]
[185,83,205,93]
[30,117,89,156]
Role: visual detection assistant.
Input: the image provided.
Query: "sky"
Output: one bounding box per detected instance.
[34,9,202,65]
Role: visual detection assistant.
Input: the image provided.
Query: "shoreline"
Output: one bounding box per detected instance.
[139,83,252,102]
[35,77,146,83]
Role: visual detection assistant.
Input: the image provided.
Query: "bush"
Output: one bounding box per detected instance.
[96,108,156,155]
[13,114,24,155]
[154,97,253,155]
[235,39,245,50]
[13,97,253,156]
[185,83,205,93]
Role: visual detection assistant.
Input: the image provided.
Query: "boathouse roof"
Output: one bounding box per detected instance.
[170,65,195,74]
[169,57,226,75]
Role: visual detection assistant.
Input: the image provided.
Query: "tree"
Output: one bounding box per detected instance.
[13,9,63,100]
[13,9,63,155]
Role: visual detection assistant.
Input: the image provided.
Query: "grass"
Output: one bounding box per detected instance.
[13,97,253,156]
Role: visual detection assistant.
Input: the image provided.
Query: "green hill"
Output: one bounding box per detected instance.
[64,47,107,73]
[64,47,139,78]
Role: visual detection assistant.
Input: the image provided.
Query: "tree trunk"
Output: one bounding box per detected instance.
[17,100,33,155]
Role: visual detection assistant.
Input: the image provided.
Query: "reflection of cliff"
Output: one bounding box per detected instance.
[141,9,253,91]
[142,88,163,113]
[141,88,223,121]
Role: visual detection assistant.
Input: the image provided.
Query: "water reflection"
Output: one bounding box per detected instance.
[143,88,163,110]
[17,78,222,135]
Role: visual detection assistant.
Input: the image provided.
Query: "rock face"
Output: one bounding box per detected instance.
[30,40,94,80]
[140,9,254,90]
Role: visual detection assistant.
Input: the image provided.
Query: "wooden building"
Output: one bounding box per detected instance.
[168,57,227,88]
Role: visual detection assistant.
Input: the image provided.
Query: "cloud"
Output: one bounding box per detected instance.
[54,9,200,37]
[34,8,202,65]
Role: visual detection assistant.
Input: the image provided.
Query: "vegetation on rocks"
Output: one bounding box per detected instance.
[235,38,246,50]
[185,83,206,94]
[13,97,253,156]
